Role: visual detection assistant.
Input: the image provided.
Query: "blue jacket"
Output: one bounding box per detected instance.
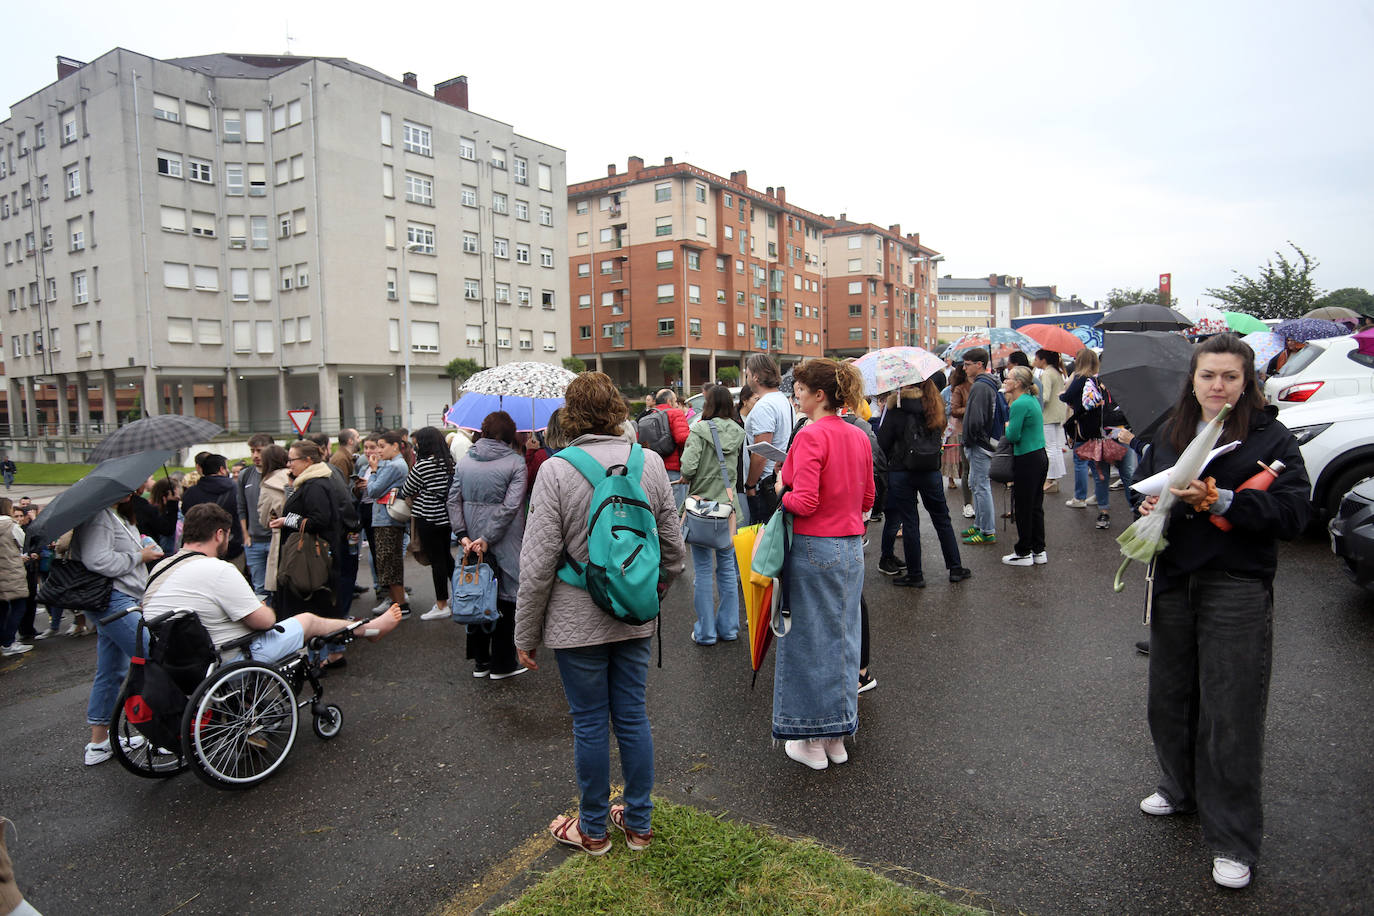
[366,454,409,527]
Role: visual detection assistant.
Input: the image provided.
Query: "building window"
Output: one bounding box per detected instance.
[402,121,432,156]
[657,283,674,304]
[848,236,862,249]
[539,247,554,268]
[490,147,507,170]
[61,109,77,144]
[517,286,532,307]
[655,216,671,237]
[654,182,671,202]
[538,163,553,192]
[578,293,591,308]
[515,200,529,221]
[153,93,179,122]
[225,164,244,195]
[580,325,592,340]
[493,237,509,259]
[497,326,512,349]
[541,290,555,309]
[279,213,292,238]
[465,324,483,347]
[280,266,293,291]
[65,165,81,198]
[539,205,554,227]
[382,165,394,198]
[542,330,557,352]
[407,223,435,254]
[386,268,397,300]
[256,320,274,354]
[163,262,190,289]
[687,251,701,271]
[576,200,589,215]
[576,232,589,248]
[244,111,264,143]
[513,156,527,184]
[459,136,475,160]
[849,328,862,340]
[657,250,673,270]
[156,151,182,178]
[463,232,479,254]
[688,284,701,304]
[515,244,531,265]
[695,183,707,202]
[461,185,477,207]
[493,192,508,214]
[188,158,212,183]
[658,318,675,335]
[464,279,480,300]
[159,208,185,234]
[495,283,511,303]
[248,163,266,195]
[689,318,702,336]
[848,258,861,273]
[231,268,249,301]
[405,172,433,205]
[696,216,707,236]
[408,271,436,304]
[518,329,533,350]
[194,265,219,291]
[250,216,269,249]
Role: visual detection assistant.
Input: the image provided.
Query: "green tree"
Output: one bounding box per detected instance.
[561,356,587,373]
[444,357,483,400]
[660,353,683,385]
[1105,287,1166,309]
[1205,242,1322,320]
[716,365,740,385]
[1311,287,1374,318]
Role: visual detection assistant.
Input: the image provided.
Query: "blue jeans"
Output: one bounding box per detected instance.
[554,637,654,837]
[1149,572,1272,866]
[87,589,142,726]
[966,445,995,535]
[691,542,739,644]
[668,471,687,509]
[244,540,269,596]
[881,469,963,576]
[1087,454,1133,511]
[1,598,25,646]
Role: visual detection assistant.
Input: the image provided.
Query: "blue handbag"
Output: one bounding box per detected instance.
[450,553,499,631]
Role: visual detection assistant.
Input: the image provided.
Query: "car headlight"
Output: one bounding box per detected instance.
[1290,423,1332,446]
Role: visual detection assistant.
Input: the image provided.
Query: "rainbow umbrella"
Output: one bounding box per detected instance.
[946,328,1039,364]
[732,523,776,687]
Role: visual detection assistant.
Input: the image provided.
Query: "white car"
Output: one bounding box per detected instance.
[1276,395,1374,519]
[1264,335,1374,408]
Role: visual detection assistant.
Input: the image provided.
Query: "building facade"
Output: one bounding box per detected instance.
[935,273,1059,341]
[821,219,940,358]
[0,49,567,442]
[567,158,829,391]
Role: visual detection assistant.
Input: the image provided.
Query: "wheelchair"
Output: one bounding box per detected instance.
[109,608,361,790]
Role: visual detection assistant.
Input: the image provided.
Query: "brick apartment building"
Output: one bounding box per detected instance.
[822,218,940,359]
[935,274,1061,340]
[568,158,838,391]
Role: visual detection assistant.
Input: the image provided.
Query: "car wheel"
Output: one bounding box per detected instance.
[1325,462,1374,520]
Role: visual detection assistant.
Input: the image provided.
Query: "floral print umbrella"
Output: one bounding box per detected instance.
[1273,317,1349,343]
[853,346,947,395]
[946,328,1040,363]
[446,361,578,432]
[1176,302,1229,337]
[1241,330,1284,373]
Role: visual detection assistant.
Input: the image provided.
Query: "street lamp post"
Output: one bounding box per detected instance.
[399,242,423,429]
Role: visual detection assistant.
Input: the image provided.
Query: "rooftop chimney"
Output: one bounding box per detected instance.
[840,212,847,222]
[56,56,85,80]
[402,72,418,89]
[889,223,901,235]
[434,75,468,109]
[766,186,774,198]
[607,164,617,177]
[627,156,644,175]
[730,170,748,188]
[663,156,673,165]
[776,186,786,205]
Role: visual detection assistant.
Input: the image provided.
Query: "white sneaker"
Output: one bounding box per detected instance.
[83,735,145,766]
[33,626,61,640]
[1001,552,1033,567]
[1033,551,1048,565]
[961,504,975,519]
[489,667,528,680]
[784,739,828,770]
[822,738,848,765]
[1212,857,1251,889]
[1085,495,1098,506]
[1,642,33,657]
[420,604,450,621]
[1065,498,1087,508]
[1139,792,1176,816]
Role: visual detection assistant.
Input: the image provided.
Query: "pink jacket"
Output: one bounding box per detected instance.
[780,415,874,537]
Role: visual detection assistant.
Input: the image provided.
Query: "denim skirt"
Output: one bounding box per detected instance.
[772,533,863,739]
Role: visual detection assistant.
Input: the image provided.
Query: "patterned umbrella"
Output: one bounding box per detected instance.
[1176,302,1229,337]
[1070,324,1104,348]
[1241,331,1284,373]
[1223,311,1269,335]
[946,328,1039,363]
[89,415,225,463]
[1273,317,1348,343]
[1302,306,1361,323]
[1018,323,1085,355]
[446,361,577,432]
[852,346,946,395]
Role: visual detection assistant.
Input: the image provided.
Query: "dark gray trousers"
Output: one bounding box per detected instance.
[1148,571,1273,866]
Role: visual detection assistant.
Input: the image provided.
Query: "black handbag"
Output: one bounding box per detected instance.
[989,438,1016,484]
[37,557,114,612]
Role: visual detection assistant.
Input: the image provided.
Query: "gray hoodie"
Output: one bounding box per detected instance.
[447,438,527,603]
[73,506,148,599]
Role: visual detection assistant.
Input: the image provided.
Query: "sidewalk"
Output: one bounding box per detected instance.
[5,483,72,506]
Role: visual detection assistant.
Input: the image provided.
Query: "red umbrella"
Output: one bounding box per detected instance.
[1019,323,1086,355]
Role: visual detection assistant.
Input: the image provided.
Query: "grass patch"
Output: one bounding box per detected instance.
[493,799,988,916]
[13,463,194,486]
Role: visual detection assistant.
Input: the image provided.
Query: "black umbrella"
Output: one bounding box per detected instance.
[1097,303,1194,332]
[1100,332,1194,438]
[89,415,224,463]
[25,450,175,547]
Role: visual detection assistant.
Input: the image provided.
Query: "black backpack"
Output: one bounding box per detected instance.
[123,612,217,751]
[636,410,676,457]
[893,412,942,472]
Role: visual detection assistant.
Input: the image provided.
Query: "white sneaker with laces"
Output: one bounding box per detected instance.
[420,604,450,621]
[84,735,145,766]
[1139,792,1176,816]
[1212,857,1251,888]
[1065,498,1087,508]
[1085,495,1098,506]
[1,642,33,657]
[33,627,61,640]
[1001,552,1034,567]
[1033,551,1048,565]
[962,504,975,519]
[784,739,828,770]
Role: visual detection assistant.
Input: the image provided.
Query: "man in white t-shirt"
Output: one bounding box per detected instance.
[142,504,402,663]
[742,353,794,525]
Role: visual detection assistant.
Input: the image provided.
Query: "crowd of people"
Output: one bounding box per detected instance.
[1,333,1313,892]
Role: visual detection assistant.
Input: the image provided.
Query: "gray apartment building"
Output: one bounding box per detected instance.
[0,49,567,441]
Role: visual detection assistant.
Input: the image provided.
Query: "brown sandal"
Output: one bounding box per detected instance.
[609,805,652,851]
[549,815,610,855]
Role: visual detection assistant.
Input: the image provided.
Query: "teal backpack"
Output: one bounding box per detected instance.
[555,444,662,624]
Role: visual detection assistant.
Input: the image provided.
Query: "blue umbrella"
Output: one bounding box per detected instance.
[445,361,576,432]
[445,393,563,433]
[1272,317,1348,343]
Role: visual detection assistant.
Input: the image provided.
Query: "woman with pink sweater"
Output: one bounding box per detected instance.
[772,358,874,770]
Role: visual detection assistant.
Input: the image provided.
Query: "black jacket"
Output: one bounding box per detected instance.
[877,398,939,472]
[1130,408,1310,588]
[181,475,243,558]
[962,374,1000,451]
[277,475,344,616]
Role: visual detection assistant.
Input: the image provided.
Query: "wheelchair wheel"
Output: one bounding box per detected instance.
[182,660,298,790]
[110,686,188,779]
[312,704,343,740]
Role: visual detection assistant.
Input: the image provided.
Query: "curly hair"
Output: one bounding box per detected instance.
[479,411,517,446]
[561,371,628,439]
[792,358,865,414]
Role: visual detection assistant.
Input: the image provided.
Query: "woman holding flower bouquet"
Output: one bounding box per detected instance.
[1129,334,1310,890]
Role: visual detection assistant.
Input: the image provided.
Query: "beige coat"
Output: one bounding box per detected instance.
[258,468,290,591]
[0,516,28,602]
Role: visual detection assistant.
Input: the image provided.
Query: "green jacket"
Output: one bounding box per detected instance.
[1005,393,1046,456]
[679,418,746,516]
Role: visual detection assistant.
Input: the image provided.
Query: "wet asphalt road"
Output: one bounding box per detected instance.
[1,496,1372,915]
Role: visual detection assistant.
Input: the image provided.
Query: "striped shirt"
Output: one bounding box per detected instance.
[399,456,455,524]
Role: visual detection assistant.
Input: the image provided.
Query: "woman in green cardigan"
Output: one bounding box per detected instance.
[1000,366,1047,567]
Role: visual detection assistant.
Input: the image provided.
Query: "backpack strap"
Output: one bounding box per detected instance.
[706,421,733,501]
[552,443,643,584]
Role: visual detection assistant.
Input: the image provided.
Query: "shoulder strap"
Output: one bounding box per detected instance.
[553,445,605,485]
[626,442,644,478]
[143,550,210,604]
[706,421,732,496]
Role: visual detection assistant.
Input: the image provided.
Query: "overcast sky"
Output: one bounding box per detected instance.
[5,0,1370,308]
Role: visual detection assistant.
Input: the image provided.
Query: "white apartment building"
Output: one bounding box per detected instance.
[0,49,567,443]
